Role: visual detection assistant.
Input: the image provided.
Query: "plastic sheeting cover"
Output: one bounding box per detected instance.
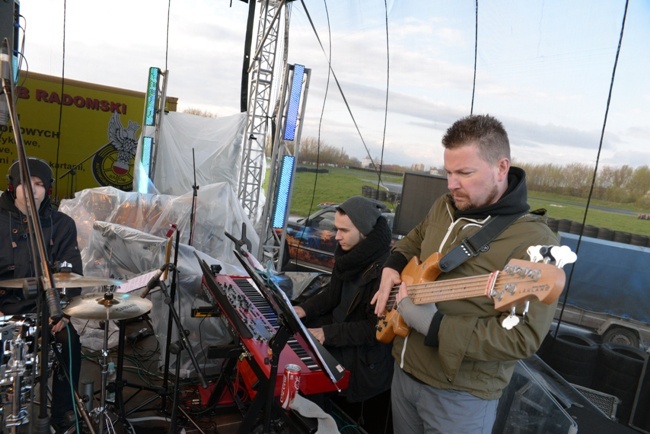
[59,183,259,265]
[58,184,259,376]
[147,111,246,197]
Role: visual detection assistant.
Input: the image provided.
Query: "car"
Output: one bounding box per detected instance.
[279,200,396,272]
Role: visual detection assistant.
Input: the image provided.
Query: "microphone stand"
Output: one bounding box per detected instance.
[2,38,63,434]
[57,148,105,200]
[160,227,181,411]
[188,148,199,247]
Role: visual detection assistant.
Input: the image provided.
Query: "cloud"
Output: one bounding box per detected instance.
[17,0,650,170]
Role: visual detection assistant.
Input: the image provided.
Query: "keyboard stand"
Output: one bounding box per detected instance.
[239,321,291,434]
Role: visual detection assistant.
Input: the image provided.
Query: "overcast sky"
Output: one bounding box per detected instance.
[15,0,650,170]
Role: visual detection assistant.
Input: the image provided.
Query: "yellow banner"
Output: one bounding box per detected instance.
[0,72,171,201]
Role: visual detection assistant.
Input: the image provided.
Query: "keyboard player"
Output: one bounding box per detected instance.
[293,196,394,434]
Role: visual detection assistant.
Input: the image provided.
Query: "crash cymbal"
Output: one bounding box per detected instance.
[63,292,152,320]
[0,273,123,289]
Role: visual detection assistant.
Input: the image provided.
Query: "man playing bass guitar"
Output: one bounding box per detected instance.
[371,114,559,434]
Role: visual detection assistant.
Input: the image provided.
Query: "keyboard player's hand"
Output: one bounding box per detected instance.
[294,305,306,318]
[308,327,325,344]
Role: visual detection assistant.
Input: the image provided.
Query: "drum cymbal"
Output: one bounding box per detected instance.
[63,292,152,320]
[0,273,123,289]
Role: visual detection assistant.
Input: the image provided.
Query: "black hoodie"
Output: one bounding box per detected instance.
[0,191,82,312]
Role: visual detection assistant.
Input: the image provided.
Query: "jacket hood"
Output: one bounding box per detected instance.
[454,166,530,220]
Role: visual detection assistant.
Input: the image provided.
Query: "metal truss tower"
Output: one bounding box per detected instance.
[238,1,286,222]
[258,63,310,264]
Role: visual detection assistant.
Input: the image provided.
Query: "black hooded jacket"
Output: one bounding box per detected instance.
[298,216,394,402]
[0,191,82,313]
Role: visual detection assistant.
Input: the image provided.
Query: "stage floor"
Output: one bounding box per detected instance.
[75,316,243,434]
[5,313,372,433]
[73,316,372,434]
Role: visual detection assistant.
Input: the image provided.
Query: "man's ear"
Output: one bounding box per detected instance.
[497,158,510,181]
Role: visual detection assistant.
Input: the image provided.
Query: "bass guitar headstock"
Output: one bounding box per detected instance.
[499,245,576,330]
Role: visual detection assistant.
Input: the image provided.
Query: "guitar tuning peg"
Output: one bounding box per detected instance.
[526,245,544,263]
[550,246,577,268]
[522,301,530,324]
[501,307,520,330]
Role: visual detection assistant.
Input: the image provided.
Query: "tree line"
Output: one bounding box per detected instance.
[295,137,406,173]
[289,137,650,208]
[519,162,650,208]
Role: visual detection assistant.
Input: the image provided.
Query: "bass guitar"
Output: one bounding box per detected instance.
[375,245,576,344]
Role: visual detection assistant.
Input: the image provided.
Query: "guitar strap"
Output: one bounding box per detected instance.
[438,211,527,273]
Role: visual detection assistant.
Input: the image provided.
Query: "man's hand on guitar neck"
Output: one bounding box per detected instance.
[372,267,402,316]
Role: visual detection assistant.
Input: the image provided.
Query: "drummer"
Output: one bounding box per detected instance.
[0,157,83,433]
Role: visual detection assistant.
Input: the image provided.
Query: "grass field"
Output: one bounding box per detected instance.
[285,166,650,236]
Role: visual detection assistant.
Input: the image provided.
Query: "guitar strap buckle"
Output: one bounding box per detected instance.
[439,238,479,273]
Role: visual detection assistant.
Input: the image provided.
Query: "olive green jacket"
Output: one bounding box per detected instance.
[390,192,559,400]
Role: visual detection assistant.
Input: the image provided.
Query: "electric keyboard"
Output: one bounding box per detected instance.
[200,266,349,397]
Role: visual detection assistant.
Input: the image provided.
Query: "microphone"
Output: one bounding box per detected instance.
[46,287,63,324]
[140,264,171,299]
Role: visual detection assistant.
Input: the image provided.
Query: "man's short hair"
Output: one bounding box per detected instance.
[442,114,510,164]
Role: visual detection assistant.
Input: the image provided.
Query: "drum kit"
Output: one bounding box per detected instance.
[1,273,154,434]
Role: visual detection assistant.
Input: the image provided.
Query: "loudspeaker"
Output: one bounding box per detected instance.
[0,0,20,127]
[393,172,447,236]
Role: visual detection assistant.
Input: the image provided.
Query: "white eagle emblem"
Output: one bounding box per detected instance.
[107,111,140,174]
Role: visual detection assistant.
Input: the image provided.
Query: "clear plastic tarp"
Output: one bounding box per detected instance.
[59,183,259,376]
[133,111,247,197]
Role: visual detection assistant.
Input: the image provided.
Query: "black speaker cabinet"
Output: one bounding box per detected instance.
[393,172,447,236]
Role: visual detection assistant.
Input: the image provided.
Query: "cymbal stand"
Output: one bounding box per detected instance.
[113,318,165,431]
[97,303,112,434]
[2,318,32,432]
[49,330,96,434]
[160,228,180,411]
[85,292,123,434]
[157,278,207,433]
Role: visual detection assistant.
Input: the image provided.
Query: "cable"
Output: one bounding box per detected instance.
[65,321,81,433]
[470,0,478,115]
[291,0,333,270]
[53,0,67,201]
[298,1,386,184]
[554,0,630,337]
[165,0,171,71]
[375,0,390,193]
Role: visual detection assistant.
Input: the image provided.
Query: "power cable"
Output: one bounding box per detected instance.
[298,1,387,185]
[470,0,478,115]
[53,0,67,201]
[554,0,630,337]
[165,0,171,71]
[375,0,390,194]
[289,0,334,270]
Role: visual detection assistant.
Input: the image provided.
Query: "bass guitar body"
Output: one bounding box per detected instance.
[376,253,443,344]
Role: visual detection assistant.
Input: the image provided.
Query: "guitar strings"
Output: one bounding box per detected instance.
[385,274,532,306]
[384,274,488,308]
